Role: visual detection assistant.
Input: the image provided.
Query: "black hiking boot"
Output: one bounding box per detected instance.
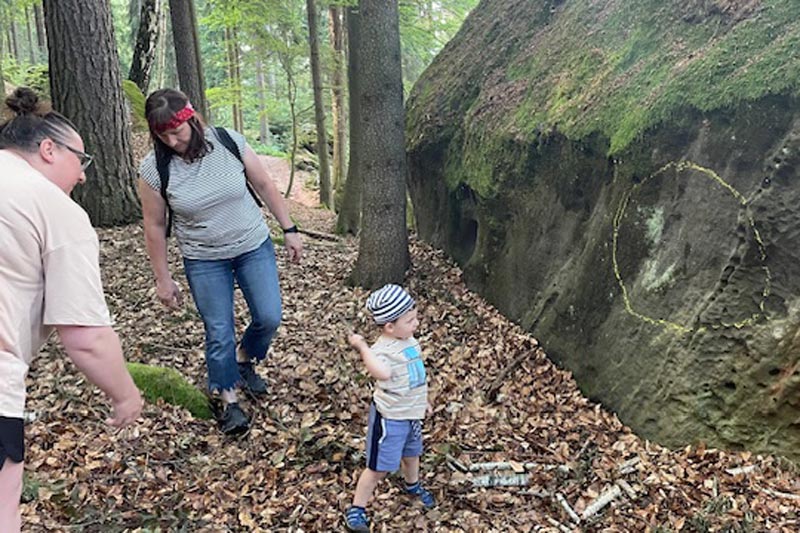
[238,361,268,397]
[219,402,250,436]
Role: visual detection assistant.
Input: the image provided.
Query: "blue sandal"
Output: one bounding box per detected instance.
[406,481,436,509]
[344,505,370,532]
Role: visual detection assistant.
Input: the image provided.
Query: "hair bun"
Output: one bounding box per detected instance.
[5,87,43,116]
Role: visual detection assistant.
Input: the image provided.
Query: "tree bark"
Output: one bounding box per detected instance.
[25,6,35,63]
[328,5,347,209]
[281,58,299,198]
[34,3,46,52]
[349,0,409,288]
[255,58,271,145]
[128,0,160,93]
[9,20,19,61]
[167,0,206,118]
[306,0,332,208]
[336,6,362,235]
[43,0,141,226]
[224,26,239,130]
[232,26,243,131]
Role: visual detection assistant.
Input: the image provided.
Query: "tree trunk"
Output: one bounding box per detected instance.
[43,0,141,226]
[34,3,46,52]
[349,0,409,288]
[232,27,244,131]
[280,57,298,198]
[336,6,362,235]
[255,58,271,145]
[128,0,160,93]
[155,1,168,89]
[306,0,332,208]
[9,20,19,61]
[224,26,238,130]
[168,0,206,118]
[25,6,35,63]
[328,5,347,210]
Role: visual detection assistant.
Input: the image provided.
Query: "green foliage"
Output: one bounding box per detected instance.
[252,143,288,158]
[126,362,213,420]
[399,0,479,93]
[122,79,148,131]
[21,472,40,503]
[1,57,49,99]
[109,0,134,75]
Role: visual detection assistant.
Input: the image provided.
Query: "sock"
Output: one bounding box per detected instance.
[405,481,421,492]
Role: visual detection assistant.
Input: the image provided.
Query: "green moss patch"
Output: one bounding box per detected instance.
[127,362,212,420]
[408,0,800,194]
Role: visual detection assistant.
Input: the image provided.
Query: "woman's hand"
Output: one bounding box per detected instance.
[284,232,303,263]
[156,278,183,309]
[107,390,144,428]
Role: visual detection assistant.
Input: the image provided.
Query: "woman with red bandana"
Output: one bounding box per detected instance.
[138,89,302,435]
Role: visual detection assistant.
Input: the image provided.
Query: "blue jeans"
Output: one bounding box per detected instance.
[183,238,282,392]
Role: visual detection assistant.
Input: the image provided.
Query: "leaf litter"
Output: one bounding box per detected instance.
[19,197,799,532]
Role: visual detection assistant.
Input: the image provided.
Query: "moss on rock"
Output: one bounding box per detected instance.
[408,0,800,194]
[127,362,212,420]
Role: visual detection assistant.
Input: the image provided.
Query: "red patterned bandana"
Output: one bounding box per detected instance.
[153,103,195,133]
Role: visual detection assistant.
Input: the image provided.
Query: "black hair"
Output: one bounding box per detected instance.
[0,87,78,152]
[144,88,209,162]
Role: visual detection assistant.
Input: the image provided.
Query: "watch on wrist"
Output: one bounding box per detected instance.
[282,225,299,234]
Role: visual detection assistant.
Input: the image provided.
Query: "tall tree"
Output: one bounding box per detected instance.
[155,0,177,89]
[329,5,347,207]
[306,0,331,208]
[168,0,207,117]
[336,6,362,235]
[34,2,45,52]
[44,0,141,226]
[128,0,161,93]
[24,5,35,63]
[9,18,19,61]
[349,0,409,287]
[224,25,244,131]
[255,57,271,145]
[279,49,299,198]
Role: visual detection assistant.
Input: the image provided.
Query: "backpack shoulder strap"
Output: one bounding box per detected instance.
[214,126,263,207]
[214,126,242,162]
[154,150,174,237]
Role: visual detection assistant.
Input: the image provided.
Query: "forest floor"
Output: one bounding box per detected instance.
[19,155,800,532]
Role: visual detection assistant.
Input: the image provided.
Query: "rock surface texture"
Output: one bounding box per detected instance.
[407,0,800,461]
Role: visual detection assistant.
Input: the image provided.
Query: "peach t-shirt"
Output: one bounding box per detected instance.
[0,150,111,418]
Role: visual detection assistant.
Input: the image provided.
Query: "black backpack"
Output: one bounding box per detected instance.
[155,126,263,237]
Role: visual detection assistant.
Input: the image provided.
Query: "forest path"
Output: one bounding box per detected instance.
[259,154,320,209]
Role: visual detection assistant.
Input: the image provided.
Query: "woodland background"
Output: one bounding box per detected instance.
[0,0,798,531]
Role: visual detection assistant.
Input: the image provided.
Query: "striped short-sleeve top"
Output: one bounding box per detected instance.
[139,127,270,260]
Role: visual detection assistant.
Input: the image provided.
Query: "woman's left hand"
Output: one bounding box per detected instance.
[284,233,303,263]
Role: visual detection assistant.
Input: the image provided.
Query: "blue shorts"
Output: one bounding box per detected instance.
[365,403,423,472]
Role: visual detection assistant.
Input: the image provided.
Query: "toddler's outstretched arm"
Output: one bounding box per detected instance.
[348,334,392,380]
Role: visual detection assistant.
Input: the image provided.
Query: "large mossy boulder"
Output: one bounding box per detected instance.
[407,0,800,461]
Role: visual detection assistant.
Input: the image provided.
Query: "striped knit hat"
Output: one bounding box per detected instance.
[366,284,415,325]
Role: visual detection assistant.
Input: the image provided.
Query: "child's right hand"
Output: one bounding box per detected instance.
[348,333,366,349]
